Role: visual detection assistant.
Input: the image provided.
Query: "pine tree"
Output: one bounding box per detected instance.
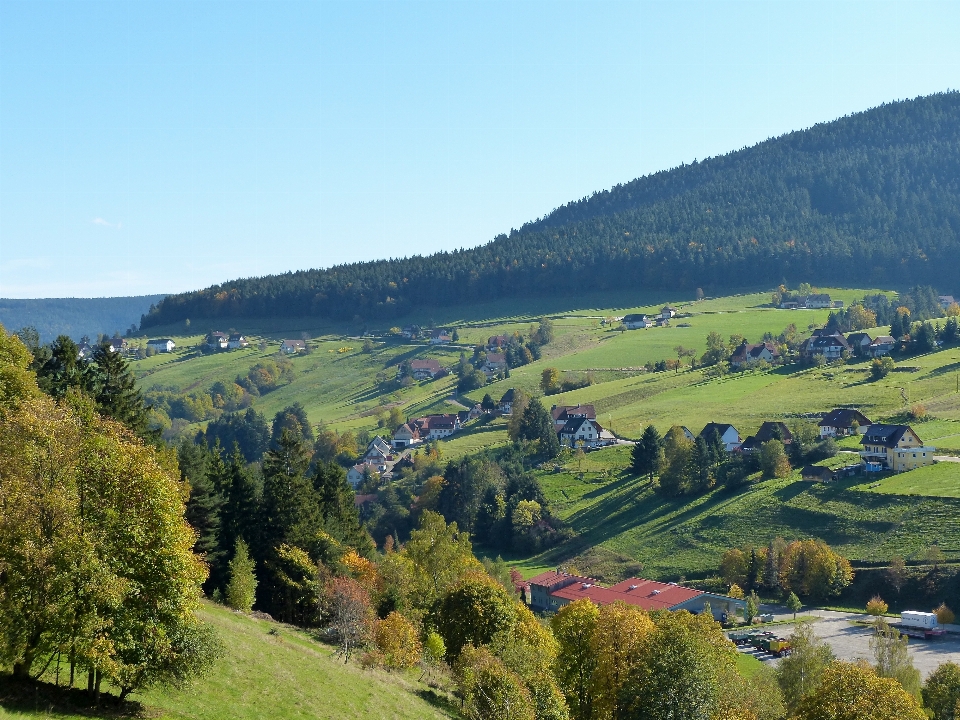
[225,539,258,612]
[215,445,260,592]
[179,440,223,566]
[90,342,153,437]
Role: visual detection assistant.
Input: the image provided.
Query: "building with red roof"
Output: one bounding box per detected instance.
[527,570,746,621]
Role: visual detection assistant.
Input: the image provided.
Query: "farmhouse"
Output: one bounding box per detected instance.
[499,388,516,414]
[845,332,873,355]
[801,332,849,361]
[228,333,249,349]
[408,358,442,380]
[805,294,833,309]
[102,337,128,353]
[867,336,896,357]
[551,404,597,430]
[76,341,94,359]
[482,352,508,376]
[699,423,741,452]
[412,414,462,441]
[392,423,421,450]
[280,339,306,354]
[429,329,453,344]
[205,331,228,350]
[401,326,421,340]
[623,314,652,329]
[526,570,746,620]
[740,421,793,453]
[860,424,936,473]
[819,408,872,438]
[347,465,367,488]
[729,341,780,368]
[147,338,176,353]
[660,306,678,318]
[487,334,509,350]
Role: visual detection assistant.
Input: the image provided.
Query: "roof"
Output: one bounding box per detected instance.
[414,414,460,430]
[810,334,849,350]
[819,408,872,428]
[807,294,832,302]
[410,359,442,371]
[550,577,704,611]
[861,424,918,448]
[486,352,506,364]
[623,314,649,322]
[871,336,895,345]
[353,493,377,506]
[394,422,420,437]
[559,417,598,436]
[700,422,738,440]
[282,339,306,348]
[731,341,780,362]
[551,404,597,422]
[228,333,246,341]
[801,465,834,479]
[148,338,174,344]
[208,331,227,338]
[527,570,597,589]
[500,388,516,403]
[348,464,366,474]
[431,329,452,337]
[846,332,873,345]
[488,334,509,345]
[754,421,793,444]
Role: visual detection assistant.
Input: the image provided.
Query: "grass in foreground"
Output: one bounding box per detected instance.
[0,603,456,720]
[851,461,960,498]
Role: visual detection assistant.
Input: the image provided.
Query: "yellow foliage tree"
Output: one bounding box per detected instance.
[373,612,422,669]
[590,602,655,720]
[793,661,925,720]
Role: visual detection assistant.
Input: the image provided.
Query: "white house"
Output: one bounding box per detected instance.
[623,314,652,329]
[413,414,462,441]
[429,329,453,344]
[558,417,603,448]
[392,422,422,450]
[699,423,741,452]
[867,336,895,357]
[206,331,228,350]
[281,339,306,354]
[499,388,516,415]
[729,341,780,368]
[408,359,442,380]
[147,338,176,353]
[819,408,872,438]
[805,294,833,309]
[660,306,678,319]
[347,465,367,489]
[228,333,249,349]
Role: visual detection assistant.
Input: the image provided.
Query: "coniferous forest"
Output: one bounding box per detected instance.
[142,92,960,328]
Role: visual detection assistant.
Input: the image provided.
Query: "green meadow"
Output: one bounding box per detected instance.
[0,603,456,720]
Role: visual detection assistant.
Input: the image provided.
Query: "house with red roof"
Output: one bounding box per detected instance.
[526,570,746,620]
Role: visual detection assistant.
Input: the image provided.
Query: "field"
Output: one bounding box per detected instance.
[504,446,960,582]
[128,287,960,447]
[0,603,455,720]
[852,461,960,497]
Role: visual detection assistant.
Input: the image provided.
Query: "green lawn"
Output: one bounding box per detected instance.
[851,461,960,497]
[0,603,456,720]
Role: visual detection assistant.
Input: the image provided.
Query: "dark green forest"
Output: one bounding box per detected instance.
[0,295,166,342]
[142,92,960,328]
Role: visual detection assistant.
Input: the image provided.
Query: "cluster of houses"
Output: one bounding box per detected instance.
[347,436,397,488]
[400,326,456,344]
[798,329,896,361]
[683,409,936,478]
[622,306,678,330]
[778,293,845,310]
[141,334,309,355]
[392,414,465,450]
[76,337,135,358]
[525,569,745,621]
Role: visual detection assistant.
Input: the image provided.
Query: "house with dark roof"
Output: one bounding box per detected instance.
[206,331,228,350]
[482,352,508,376]
[860,425,935,473]
[487,334,510,350]
[280,339,306,354]
[623,314,652,329]
[551,404,597,430]
[228,333,249,349]
[558,417,603,448]
[867,336,896,357]
[819,408,872,438]
[499,388,516,414]
[730,341,780,368]
[412,414,462,441]
[526,570,745,620]
[740,422,793,453]
[846,332,874,356]
[147,338,176,353]
[429,329,453,344]
[805,294,833,309]
[392,422,421,450]
[801,465,834,482]
[699,423,741,452]
[801,332,849,361]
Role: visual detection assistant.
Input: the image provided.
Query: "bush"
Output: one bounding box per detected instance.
[371,612,422,669]
[934,603,955,625]
[866,596,889,616]
[871,356,895,380]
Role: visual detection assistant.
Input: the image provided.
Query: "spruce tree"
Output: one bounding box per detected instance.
[225,539,258,612]
[216,445,260,592]
[91,342,152,437]
[179,441,223,568]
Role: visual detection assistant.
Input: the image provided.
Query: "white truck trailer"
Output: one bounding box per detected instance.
[896,611,946,639]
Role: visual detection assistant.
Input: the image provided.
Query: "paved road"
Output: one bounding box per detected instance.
[935,455,960,463]
[745,607,960,677]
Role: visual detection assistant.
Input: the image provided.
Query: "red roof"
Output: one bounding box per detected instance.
[549,577,702,611]
[527,570,597,590]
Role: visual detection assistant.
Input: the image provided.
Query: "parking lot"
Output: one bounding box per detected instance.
[739,608,960,677]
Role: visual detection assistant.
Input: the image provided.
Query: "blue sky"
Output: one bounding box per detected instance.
[1,1,959,298]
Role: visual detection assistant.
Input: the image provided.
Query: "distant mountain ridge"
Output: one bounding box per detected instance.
[142,92,960,329]
[0,295,166,343]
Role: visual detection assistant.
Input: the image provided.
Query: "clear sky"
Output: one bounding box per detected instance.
[1,1,959,299]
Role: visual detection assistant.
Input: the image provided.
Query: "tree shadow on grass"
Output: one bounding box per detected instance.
[0,676,143,718]
[415,688,462,716]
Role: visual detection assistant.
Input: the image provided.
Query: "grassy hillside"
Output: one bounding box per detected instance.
[129,287,960,447]
[0,602,456,720]
[507,446,960,583]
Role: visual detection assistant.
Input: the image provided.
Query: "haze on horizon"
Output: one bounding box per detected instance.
[1,0,959,299]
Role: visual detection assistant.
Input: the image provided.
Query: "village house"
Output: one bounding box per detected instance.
[366,435,392,458]
[699,422,742,452]
[525,570,746,620]
[801,332,849,361]
[623,314,652,329]
[205,331,229,350]
[487,334,510,350]
[551,404,597,431]
[499,388,516,415]
[805,294,833,309]
[412,414,462,441]
[391,422,421,450]
[819,408,872,438]
[867,336,896,357]
[729,341,780,368]
[76,341,94,359]
[102,337,128,353]
[740,421,793,453]
[280,339,306,354]
[860,424,936,473]
[845,332,874,355]
[401,326,421,340]
[680,426,695,441]
[429,329,453,344]
[228,333,249,349]
[481,352,508,376]
[407,358,443,380]
[660,306,678,319]
[801,465,834,482]
[146,338,176,354]
[558,417,603,448]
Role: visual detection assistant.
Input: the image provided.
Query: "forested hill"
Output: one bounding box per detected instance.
[0,295,166,342]
[142,92,960,329]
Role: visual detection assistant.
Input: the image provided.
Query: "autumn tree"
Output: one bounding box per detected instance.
[781,540,853,601]
[776,622,835,712]
[590,602,654,720]
[551,599,600,720]
[372,611,421,669]
[329,576,374,661]
[922,662,960,720]
[432,572,517,660]
[456,644,536,720]
[871,619,921,699]
[760,439,792,478]
[793,661,925,720]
